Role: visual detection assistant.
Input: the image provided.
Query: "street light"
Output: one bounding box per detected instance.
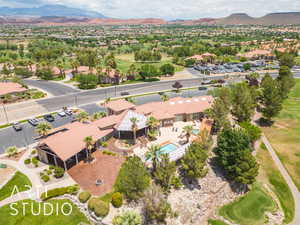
[2,104,9,124]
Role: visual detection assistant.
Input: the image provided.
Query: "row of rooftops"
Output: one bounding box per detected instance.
[40,96,213,162]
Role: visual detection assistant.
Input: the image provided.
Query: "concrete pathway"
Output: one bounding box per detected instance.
[0,155,43,207]
[262,134,300,225]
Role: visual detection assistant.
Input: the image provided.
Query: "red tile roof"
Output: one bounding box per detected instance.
[105,99,135,112]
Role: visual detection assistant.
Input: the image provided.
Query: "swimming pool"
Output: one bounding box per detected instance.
[192,129,200,135]
[160,143,179,154]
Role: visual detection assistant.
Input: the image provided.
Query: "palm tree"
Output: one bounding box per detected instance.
[183,125,193,143]
[147,116,159,131]
[160,93,169,102]
[91,111,107,121]
[83,136,94,162]
[76,111,89,123]
[36,122,53,137]
[130,117,139,144]
[145,144,161,172]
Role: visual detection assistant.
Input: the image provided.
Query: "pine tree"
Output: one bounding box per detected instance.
[260,73,283,122]
[277,66,295,99]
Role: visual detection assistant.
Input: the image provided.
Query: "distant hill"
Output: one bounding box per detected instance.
[216,12,300,25]
[0,5,106,18]
[217,13,255,25]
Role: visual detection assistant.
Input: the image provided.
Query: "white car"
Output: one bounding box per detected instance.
[58,111,66,117]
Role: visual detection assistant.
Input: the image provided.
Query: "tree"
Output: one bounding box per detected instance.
[130,117,139,144]
[260,73,283,122]
[215,127,258,185]
[277,66,295,99]
[113,210,142,225]
[153,154,176,192]
[76,74,98,89]
[139,64,159,80]
[181,142,208,181]
[195,128,213,150]
[239,122,262,144]
[143,183,172,224]
[231,82,256,122]
[83,136,94,162]
[206,98,229,131]
[76,111,90,123]
[35,122,52,137]
[91,111,107,121]
[160,63,175,76]
[172,81,183,92]
[146,144,161,172]
[5,146,18,157]
[115,156,150,201]
[183,125,193,143]
[279,53,295,68]
[160,93,169,102]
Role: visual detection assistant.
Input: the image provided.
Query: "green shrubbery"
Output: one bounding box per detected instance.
[31,157,39,167]
[41,175,50,183]
[53,166,65,178]
[88,198,110,217]
[111,192,123,208]
[24,158,31,165]
[78,191,91,203]
[41,185,79,201]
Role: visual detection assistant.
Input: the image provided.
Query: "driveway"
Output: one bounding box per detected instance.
[24,79,80,96]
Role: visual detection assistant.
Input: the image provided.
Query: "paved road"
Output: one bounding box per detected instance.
[24,79,80,96]
[0,89,208,153]
[262,135,300,225]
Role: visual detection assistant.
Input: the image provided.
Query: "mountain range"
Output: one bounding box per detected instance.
[0,4,299,25]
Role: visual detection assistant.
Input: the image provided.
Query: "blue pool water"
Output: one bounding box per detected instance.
[192,129,200,135]
[160,143,178,154]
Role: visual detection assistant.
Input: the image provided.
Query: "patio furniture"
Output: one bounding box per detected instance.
[95,179,103,186]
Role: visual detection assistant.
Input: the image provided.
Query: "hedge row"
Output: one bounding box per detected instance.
[41,185,79,201]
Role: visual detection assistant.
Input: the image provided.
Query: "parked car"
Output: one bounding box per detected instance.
[121,92,130,96]
[65,109,73,116]
[58,111,66,117]
[12,122,22,131]
[198,86,208,91]
[44,114,55,122]
[28,118,39,126]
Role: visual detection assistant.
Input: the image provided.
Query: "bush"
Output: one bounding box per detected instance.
[113,210,142,225]
[103,150,116,156]
[31,157,39,167]
[111,192,123,208]
[41,185,79,200]
[24,158,31,165]
[100,141,108,147]
[31,150,37,155]
[88,198,109,217]
[79,191,91,203]
[5,146,18,157]
[53,166,65,178]
[41,175,50,182]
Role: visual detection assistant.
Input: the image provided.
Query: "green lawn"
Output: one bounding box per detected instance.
[0,171,32,201]
[257,143,295,223]
[219,185,276,225]
[208,219,229,225]
[263,79,300,191]
[115,53,184,73]
[0,199,90,225]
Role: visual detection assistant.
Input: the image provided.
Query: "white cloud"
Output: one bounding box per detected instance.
[4,0,300,19]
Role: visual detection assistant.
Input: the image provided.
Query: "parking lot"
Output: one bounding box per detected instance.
[193,60,279,75]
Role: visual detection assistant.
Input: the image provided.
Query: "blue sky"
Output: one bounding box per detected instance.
[1,0,300,19]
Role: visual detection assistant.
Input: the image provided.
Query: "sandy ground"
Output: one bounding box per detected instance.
[0,165,16,186]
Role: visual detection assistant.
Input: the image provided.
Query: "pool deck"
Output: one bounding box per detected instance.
[134,121,200,161]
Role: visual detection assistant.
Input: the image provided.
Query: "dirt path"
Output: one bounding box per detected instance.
[262,134,300,225]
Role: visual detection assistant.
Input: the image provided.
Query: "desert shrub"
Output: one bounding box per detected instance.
[79,191,91,203]
[53,166,65,178]
[31,157,39,167]
[41,175,50,183]
[111,192,123,208]
[5,146,18,157]
[88,198,109,217]
[103,150,116,156]
[31,150,37,155]
[24,158,31,165]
